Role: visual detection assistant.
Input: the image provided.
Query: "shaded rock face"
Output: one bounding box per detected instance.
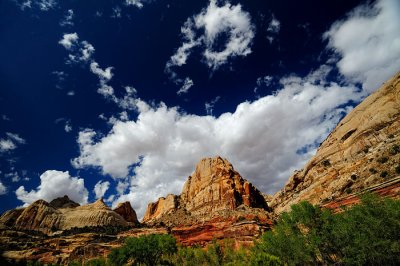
[113,201,139,224]
[271,72,400,214]
[50,195,80,209]
[15,200,62,231]
[143,156,269,225]
[143,194,178,222]
[0,208,24,228]
[0,196,137,233]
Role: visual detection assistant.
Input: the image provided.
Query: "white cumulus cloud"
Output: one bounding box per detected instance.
[16,170,88,206]
[177,77,194,95]
[93,180,110,199]
[0,133,25,153]
[60,9,74,27]
[165,0,255,90]
[0,181,7,195]
[325,0,400,92]
[125,0,144,9]
[59,33,78,50]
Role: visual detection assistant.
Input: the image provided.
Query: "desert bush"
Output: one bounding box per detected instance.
[395,165,400,174]
[377,157,389,163]
[321,159,331,167]
[369,168,378,174]
[389,144,400,155]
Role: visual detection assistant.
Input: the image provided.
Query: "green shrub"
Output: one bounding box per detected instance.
[390,144,400,155]
[363,146,370,153]
[321,159,331,167]
[253,195,400,265]
[108,234,177,266]
[171,240,250,266]
[369,168,378,174]
[345,187,352,194]
[380,171,389,178]
[86,258,108,266]
[377,157,389,163]
[395,165,400,174]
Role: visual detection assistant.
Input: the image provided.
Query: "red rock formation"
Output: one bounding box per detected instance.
[171,214,272,247]
[322,176,400,213]
[113,201,139,224]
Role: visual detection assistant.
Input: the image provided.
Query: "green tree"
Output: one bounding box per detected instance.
[109,234,177,266]
[331,194,400,265]
[252,194,400,265]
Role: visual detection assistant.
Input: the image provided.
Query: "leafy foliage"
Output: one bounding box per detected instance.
[171,240,250,266]
[108,234,177,266]
[253,194,400,265]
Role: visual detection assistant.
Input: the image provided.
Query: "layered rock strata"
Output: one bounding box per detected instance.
[143,156,270,226]
[271,72,400,214]
[0,196,138,233]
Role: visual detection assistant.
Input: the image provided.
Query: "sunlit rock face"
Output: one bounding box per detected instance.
[0,196,137,233]
[143,156,270,225]
[271,72,400,214]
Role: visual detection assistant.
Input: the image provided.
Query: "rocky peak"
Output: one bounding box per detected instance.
[181,156,268,216]
[80,198,109,210]
[113,201,139,224]
[50,195,80,209]
[14,199,62,231]
[143,156,269,224]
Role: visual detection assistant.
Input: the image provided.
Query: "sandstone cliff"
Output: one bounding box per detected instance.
[143,156,270,226]
[113,201,139,224]
[0,196,138,233]
[270,72,400,214]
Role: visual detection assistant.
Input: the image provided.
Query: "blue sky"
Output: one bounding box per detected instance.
[0,0,399,218]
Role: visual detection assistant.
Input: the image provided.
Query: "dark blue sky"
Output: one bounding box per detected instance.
[1,0,398,217]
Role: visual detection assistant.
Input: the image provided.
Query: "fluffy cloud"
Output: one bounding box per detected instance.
[60,9,74,27]
[16,170,88,205]
[266,15,281,43]
[93,180,110,199]
[325,0,400,92]
[125,0,144,8]
[72,66,363,218]
[90,62,114,82]
[0,139,16,152]
[166,0,255,89]
[14,0,57,11]
[59,33,78,50]
[0,133,25,153]
[64,121,72,133]
[177,77,194,95]
[205,96,220,115]
[0,181,7,195]
[59,33,95,64]
[58,33,137,109]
